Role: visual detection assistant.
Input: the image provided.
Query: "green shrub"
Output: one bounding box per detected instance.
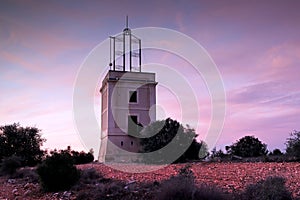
[72,151,94,164]
[269,149,283,156]
[0,123,45,166]
[140,118,208,164]
[80,168,101,184]
[37,152,80,191]
[286,130,300,160]
[226,136,268,157]
[178,164,194,178]
[158,176,226,200]
[193,184,228,200]
[158,175,193,200]
[51,146,94,165]
[242,176,292,200]
[0,155,22,176]
[14,167,39,183]
[158,165,227,200]
[76,181,126,200]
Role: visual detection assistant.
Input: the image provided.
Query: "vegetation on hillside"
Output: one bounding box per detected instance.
[37,150,81,191]
[226,136,268,158]
[50,146,94,165]
[0,123,45,166]
[139,118,208,164]
[0,122,299,198]
[285,130,300,160]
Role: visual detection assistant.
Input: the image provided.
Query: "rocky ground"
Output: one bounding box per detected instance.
[0,162,299,199]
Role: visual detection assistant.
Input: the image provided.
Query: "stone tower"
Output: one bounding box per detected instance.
[98,19,157,162]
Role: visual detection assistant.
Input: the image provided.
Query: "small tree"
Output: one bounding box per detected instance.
[0,156,22,176]
[226,136,268,157]
[269,149,283,156]
[37,151,80,191]
[242,176,292,200]
[211,148,226,159]
[285,130,300,159]
[158,165,226,200]
[140,118,208,163]
[53,146,94,165]
[0,123,45,166]
[72,150,94,164]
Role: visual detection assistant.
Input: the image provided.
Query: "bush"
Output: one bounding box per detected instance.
[0,155,22,176]
[0,123,45,166]
[140,118,208,164]
[226,136,268,158]
[158,176,193,200]
[286,130,300,160]
[80,168,101,184]
[52,146,94,165]
[158,176,227,200]
[76,181,126,200]
[14,167,39,183]
[242,176,292,200]
[37,152,80,191]
[158,165,227,200]
[72,151,94,165]
[193,184,228,200]
[269,149,283,156]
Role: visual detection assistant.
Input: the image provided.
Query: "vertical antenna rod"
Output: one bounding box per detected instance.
[126,15,128,29]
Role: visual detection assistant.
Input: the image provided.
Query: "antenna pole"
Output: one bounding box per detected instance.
[139,39,142,72]
[126,15,128,28]
[130,34,132,71]
[123,32,125,71]
[113,37,115,70]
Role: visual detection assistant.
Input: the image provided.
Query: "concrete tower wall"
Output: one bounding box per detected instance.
[98,70,157,162]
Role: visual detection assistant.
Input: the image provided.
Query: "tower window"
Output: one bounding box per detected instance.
[128,115,138,134]
[129,91,137,103]
[131,141,134,146]
[121,141,124,146]
[128,115,138,125]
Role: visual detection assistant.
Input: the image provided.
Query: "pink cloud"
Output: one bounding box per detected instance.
[1,0,300,154]
[257,41,300,82]
[0,51,43,73]
[220,105,300,150]
[175,12,186,32]
[1,14,91,60]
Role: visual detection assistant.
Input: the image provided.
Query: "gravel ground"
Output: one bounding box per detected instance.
[78,162,300,197]
[0,162,299,199]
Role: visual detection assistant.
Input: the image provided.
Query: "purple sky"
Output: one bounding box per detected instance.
[1,0,300,155]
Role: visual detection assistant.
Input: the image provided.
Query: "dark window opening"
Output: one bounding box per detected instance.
[130,115,138,124]
[131,141,133,146]
[128,115,138,135]
[121,141,124,146]
[129,91,137,103]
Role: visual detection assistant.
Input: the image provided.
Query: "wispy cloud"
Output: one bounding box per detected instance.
[1,0,300,154]
[0,51,43,73]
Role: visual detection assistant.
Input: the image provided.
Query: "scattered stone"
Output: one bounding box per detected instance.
[24,189,32,196]
[124,180,136,191]
[127,180,136,185]
[63,191,71,199]
[232,155,243,160]
[52,192,59,198]
[24,183,36,190]
[12,188,19,196]
[7,179,16,184]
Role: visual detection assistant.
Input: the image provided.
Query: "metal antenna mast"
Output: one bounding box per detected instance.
[109,16,141,72]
